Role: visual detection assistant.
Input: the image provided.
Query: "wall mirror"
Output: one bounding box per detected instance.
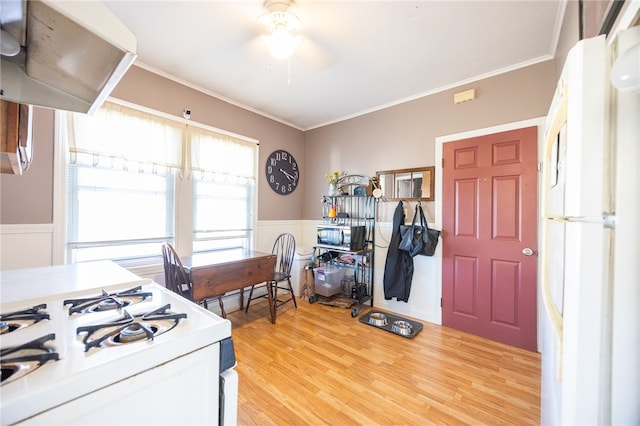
[376,166,435,201]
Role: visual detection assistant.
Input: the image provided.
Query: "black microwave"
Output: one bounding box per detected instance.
[317,224,366,251]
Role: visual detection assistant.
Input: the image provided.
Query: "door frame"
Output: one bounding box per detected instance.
[435,117,545,350]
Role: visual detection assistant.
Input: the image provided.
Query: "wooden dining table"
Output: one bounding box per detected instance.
[182,249,278,323]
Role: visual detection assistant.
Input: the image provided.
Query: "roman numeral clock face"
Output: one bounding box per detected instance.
[265,150,299,195]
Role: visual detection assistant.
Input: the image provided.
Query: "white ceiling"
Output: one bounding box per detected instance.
[103,1,565,130]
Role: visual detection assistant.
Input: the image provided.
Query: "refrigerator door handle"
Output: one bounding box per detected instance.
[540,241,564,379]
[541,86,568,380]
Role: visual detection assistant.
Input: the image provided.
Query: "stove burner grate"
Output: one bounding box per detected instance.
[64,286,153,315]
[76,304,187,352]
[1,334,59,385]
[0,304,50,334]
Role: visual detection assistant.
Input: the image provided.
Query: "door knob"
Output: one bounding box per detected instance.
[522,248,535,256]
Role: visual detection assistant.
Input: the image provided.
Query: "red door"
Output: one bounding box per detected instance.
[442,126,538,351]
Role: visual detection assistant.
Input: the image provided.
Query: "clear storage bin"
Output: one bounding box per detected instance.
[313,265,346,297]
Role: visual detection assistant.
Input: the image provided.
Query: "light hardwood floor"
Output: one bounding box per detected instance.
[226,299,541,425]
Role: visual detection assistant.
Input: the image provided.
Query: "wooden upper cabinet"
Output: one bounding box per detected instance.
[1,99,33,175]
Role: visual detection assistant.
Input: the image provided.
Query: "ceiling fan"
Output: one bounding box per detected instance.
[244,0,335,73]
[259,0,302,60]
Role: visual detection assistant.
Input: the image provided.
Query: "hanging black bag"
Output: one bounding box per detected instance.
[416,205,440,256]
[399,204,441,257]
[399,206,424,256]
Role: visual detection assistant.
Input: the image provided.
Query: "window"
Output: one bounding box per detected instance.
[190,126,257,253]
[67,165,175,263]
[63,101,257,265]
[193,180,254,252]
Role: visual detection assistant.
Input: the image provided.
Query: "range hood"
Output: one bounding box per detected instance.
[0,0,137,114]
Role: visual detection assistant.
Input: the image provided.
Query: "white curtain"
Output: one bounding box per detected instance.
[66,102,183,174]
[189,126,256,183]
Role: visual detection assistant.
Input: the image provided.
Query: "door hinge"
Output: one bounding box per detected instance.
[442,158,445,168]
[537,162,543,172]
[440,297,442,307]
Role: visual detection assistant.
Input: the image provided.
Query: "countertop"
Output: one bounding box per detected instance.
[0,261,143,305]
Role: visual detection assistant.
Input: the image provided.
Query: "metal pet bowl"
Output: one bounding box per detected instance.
[391,320,413,336]
[368,312,388,327]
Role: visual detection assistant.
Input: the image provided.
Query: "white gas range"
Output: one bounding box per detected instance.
[0,261,237,425]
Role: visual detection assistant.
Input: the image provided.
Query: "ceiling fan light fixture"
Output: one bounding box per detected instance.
[259,1,301,60]
[265,24,301,60]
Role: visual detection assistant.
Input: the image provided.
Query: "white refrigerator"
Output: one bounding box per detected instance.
[540,27,639,425]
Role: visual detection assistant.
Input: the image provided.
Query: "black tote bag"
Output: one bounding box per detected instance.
[399,204,440,257]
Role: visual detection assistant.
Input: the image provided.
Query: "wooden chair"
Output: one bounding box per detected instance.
[245,233,297,314]
[161,242,227,317]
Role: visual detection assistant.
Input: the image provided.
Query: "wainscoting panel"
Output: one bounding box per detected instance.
[0,220,443,325]
[0,224,53,271]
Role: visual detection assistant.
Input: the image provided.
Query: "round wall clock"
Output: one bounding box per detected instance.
[265,149,299,195]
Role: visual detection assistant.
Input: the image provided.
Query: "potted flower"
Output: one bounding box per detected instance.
[324,170,341,195]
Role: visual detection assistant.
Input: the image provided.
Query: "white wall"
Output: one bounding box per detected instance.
[0,224,54,270]
[372,222,443,324]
